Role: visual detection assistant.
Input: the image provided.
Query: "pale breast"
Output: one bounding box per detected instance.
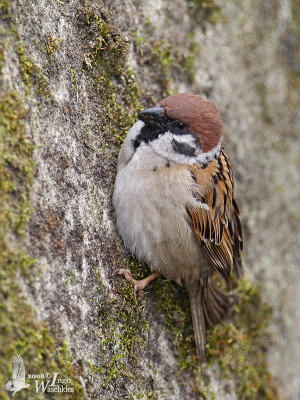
[113,155,210,283]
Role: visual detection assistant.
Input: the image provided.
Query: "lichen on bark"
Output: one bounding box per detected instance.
[0,0,299,399]
[0,90,84,398]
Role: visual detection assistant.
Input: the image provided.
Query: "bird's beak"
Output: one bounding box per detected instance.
[138,107,165,127]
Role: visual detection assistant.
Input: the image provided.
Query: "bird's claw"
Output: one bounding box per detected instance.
[115,269,159,297]
[115,268,142,293]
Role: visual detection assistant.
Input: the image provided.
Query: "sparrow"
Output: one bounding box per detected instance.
[113,92,243,361]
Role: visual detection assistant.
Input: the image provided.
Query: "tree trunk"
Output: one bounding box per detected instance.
[0,1,299,399]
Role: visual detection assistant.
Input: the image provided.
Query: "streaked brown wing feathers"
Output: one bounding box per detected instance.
[187,146,243,283]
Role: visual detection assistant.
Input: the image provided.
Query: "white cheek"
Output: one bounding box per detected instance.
[151,132,174,159]
[151,132,195,164]
[150,132,209,165]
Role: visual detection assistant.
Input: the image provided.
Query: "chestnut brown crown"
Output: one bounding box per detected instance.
[159,93,223,153]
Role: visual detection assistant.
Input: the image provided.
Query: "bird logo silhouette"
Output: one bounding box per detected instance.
[5,354,30,397]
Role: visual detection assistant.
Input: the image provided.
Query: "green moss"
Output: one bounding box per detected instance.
[17,41,35,88]
[126,258,279,400]
[255,82,273,124]
[131,1,221,92]
[44,35,61,57]
[0,42,5,74]
[188,0,223,24]
[0,0,10,14]
[132,31,173,96]
[127,392,167,400]
[18,42,53,100]
[0,90,84,398]
[77,4,147,145]
[129,260,196,369]
[206,278,279,400]
[149,40,173,94]
[0,92,34,236]
[44,34,61,63]
[82,7,128,76]
[180,33,199,84]
[1,2,53,101]
[177,0,223,85]
[88,267,149,389]
[68,66,78,99]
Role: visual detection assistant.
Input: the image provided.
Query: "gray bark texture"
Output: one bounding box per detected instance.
[0,0,299,399]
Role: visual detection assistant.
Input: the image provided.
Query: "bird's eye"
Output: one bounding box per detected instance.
[176,122,188,130]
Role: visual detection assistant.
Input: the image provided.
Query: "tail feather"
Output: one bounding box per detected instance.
[188,277,230,361]
[202,277,229,326]
[188,284,206,361]
[205,290,223,322]
[233,255,243,279]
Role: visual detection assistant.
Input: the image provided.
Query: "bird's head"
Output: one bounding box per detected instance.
[130,93,223,166]
[5,380,14,391]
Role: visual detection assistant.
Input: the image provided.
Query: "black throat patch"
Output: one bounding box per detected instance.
[132,124,162,150]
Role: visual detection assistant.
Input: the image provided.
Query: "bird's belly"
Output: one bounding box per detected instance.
[113,165,208,282]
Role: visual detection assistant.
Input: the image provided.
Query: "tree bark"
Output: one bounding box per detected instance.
[0,0,299,399]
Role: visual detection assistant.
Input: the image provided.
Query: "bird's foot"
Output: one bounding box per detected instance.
[116,269,160,292]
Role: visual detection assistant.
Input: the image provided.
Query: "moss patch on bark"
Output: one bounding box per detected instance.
[0,39,84,400]
[127,259,279,400]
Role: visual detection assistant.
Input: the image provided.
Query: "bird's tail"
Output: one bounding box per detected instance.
[188,283,206,361]
[189,277,229,361]
[202,276,229,326]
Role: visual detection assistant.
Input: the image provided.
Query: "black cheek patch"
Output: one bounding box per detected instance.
[172,139,196,157]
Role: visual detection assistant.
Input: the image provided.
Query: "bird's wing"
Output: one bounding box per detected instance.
[11,354,26,383]
[187,146,243,284]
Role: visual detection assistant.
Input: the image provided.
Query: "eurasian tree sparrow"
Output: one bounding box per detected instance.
[113,93,243,361]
